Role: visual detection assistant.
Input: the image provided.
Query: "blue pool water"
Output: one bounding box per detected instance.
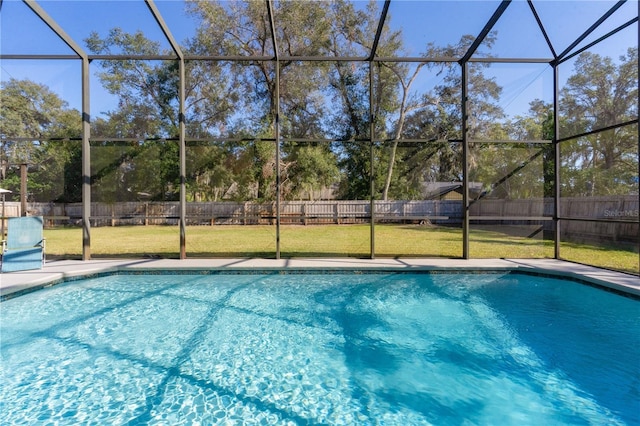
[1,271,638,425]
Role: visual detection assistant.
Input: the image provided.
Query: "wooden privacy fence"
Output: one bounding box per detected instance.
[559,196,638,245]
[32,200,461,226]
[469,197,638,244]
[11,196,639,244]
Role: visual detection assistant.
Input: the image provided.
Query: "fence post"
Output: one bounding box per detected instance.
[403,202,407,224]
[20,164,27,216]
[243,202,247,225]
[302,203,307,225]
[272,201,276,225]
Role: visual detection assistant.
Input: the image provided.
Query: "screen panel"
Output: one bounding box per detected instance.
[90,140,180,258]
[185,139,277,257]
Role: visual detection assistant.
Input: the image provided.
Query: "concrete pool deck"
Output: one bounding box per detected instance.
[1,258,639,300]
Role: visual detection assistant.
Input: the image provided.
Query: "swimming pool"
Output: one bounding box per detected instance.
[1,271,638,425]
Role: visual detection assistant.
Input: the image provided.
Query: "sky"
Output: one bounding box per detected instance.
[1,0,637,120]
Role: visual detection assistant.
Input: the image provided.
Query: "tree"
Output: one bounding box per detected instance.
[86,29,176,137]
[33,107,83,202]
[380,61,435,200]
[326,0,402,200]
[86,30,179,201]
[281,142,339,200]
[559,48,638,196]
[384,34,505,200]
[86,26,247,201]
[504,100,555,199]
[0,79,82,202]
[187,0,337,201]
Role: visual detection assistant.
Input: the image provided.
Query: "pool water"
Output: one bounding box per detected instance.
[1,272,638,425]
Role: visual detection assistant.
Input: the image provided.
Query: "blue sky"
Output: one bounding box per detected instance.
[1,0,637,120]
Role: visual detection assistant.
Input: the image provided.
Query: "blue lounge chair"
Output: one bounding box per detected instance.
[1,216,45,272]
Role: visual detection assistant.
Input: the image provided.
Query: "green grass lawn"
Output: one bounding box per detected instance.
[43,224,639,274]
